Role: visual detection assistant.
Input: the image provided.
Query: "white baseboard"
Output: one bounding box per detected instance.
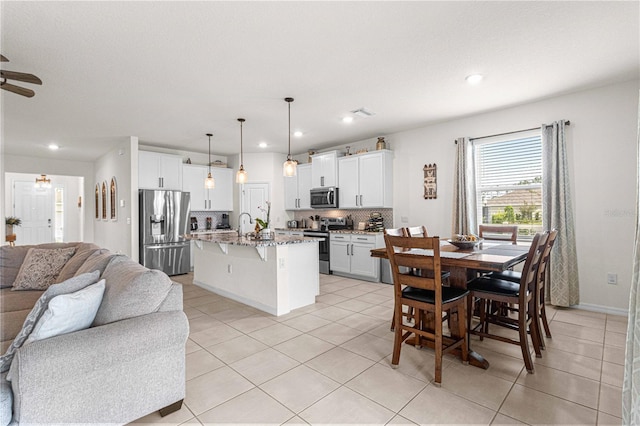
[575,303,628,317]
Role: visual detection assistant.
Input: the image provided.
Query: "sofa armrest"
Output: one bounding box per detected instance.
[10,310,189,424]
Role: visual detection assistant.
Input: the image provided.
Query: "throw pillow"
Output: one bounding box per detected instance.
[12,247,77,291]
[25,279,105,344]
[73,249,120,277]
[0,271,100,373]
[93,259,173,326]
[55,243,100,283]
[0,246,31,289]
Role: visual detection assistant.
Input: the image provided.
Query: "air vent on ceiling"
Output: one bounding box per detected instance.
[351,108,376,118]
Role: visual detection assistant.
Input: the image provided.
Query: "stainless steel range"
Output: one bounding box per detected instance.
[304,217,352,275]
[303,228,330,274]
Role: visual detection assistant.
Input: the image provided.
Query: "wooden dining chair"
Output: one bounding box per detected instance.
[486,229,559,348]
[478,224,518,244]
[385,234,469,386]
[466,231,548,373]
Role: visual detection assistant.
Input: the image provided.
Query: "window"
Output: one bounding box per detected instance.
[473,130,542,239]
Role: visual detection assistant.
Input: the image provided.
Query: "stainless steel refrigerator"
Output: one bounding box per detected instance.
[139,189,191,276]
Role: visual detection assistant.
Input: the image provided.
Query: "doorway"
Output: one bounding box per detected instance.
[5,173,84,245]
[13,181,55,245]
[240,182,270,234]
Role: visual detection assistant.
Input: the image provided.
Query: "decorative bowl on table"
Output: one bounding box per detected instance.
[447,235,482,249]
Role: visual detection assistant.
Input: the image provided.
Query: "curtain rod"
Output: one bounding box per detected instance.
[455,121,571,143]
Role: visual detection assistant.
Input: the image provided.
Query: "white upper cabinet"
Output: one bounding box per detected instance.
[209,167,233,211]
[338,150,393,208]
[182,165,208,211]
[139,151,183,190]
[311,151,339,188]
[284,164,312,210]
[182,165,233,211]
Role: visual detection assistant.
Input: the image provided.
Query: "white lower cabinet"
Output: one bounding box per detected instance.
[276,230,304,237]
[329,232,383,282]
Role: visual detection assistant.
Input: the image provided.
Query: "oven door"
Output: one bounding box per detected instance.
[304,231,329,260]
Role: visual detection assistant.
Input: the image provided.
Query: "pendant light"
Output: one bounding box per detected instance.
[283,97,297,177]
[204,133,215,189]
[236,118,248,184]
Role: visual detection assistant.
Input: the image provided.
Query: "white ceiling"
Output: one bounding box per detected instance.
[1,1,638,162]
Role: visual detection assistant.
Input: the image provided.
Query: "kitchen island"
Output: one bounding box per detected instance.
[186,233,320,316]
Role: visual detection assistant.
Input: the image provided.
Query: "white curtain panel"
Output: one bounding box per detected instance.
[451,137,477,236]
[542,120,580,307]
[623,91,640,424]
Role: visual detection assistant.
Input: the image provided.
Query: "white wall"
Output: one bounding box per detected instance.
[329,80,638,312]
[3,155,95,243]
[232,152,288,230]
[93,137,138,257]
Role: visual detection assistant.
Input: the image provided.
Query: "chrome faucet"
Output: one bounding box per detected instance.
[237,212,253,237]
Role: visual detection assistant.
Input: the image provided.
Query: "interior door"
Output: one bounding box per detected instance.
[240,183,269,234]
[13,181,54,245]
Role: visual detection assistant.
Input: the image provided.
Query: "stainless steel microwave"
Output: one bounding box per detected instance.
[310,187,339,209]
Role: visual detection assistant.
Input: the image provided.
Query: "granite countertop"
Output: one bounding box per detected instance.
[189,229,237,235]
[275,228,383,235]
[185,232,322,247]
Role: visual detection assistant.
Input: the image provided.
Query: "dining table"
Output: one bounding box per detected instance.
[370,239,531,369]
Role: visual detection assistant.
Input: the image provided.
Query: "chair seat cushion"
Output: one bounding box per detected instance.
[468,276,520,297]
[486,270,521,283]
[402,286,469,304]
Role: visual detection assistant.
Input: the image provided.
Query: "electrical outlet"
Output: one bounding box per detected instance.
[607,273,617,285]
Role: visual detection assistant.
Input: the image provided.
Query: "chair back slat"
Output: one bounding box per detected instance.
[478,224,518,244]
[384,228,406,237]
[538,228,559,284]
[406,226,429,238]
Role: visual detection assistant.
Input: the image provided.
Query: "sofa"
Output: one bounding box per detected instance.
[0,242,189,425]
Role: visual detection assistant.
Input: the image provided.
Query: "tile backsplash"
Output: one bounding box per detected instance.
[189,211,229,230]
[294,209,393,229]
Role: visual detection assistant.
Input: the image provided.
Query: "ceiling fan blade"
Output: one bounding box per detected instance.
[1,70,42,85]
[1,82,35,98]
[0,55,8,62]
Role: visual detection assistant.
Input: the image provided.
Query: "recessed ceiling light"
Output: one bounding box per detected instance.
[293,131,303,137]
[258,142,268,148]
[342,116,354,123]
[48,143,59,150]
[465,74,483,84]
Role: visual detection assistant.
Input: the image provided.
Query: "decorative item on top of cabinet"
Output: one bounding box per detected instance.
[423,163,437,199]
[376,137,386,150]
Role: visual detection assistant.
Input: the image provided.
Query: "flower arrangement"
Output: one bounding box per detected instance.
[255,201,271,232]
[5,217,22,226]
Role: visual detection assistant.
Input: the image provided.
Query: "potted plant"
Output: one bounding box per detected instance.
[5,216,22,235]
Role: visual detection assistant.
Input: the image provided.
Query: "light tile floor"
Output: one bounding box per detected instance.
[133,273,625,425]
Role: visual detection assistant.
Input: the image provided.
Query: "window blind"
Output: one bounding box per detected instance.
[476,136,542,190]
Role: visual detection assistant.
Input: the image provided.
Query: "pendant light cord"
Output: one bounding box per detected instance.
[206,133,213,174]
[240,120,244,166]
[285,97,294,160]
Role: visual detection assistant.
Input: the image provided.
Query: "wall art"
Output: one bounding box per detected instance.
[423,163,437,199]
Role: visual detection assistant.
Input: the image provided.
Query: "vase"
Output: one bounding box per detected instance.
[6,225,14,236]
[259,228,273,240]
